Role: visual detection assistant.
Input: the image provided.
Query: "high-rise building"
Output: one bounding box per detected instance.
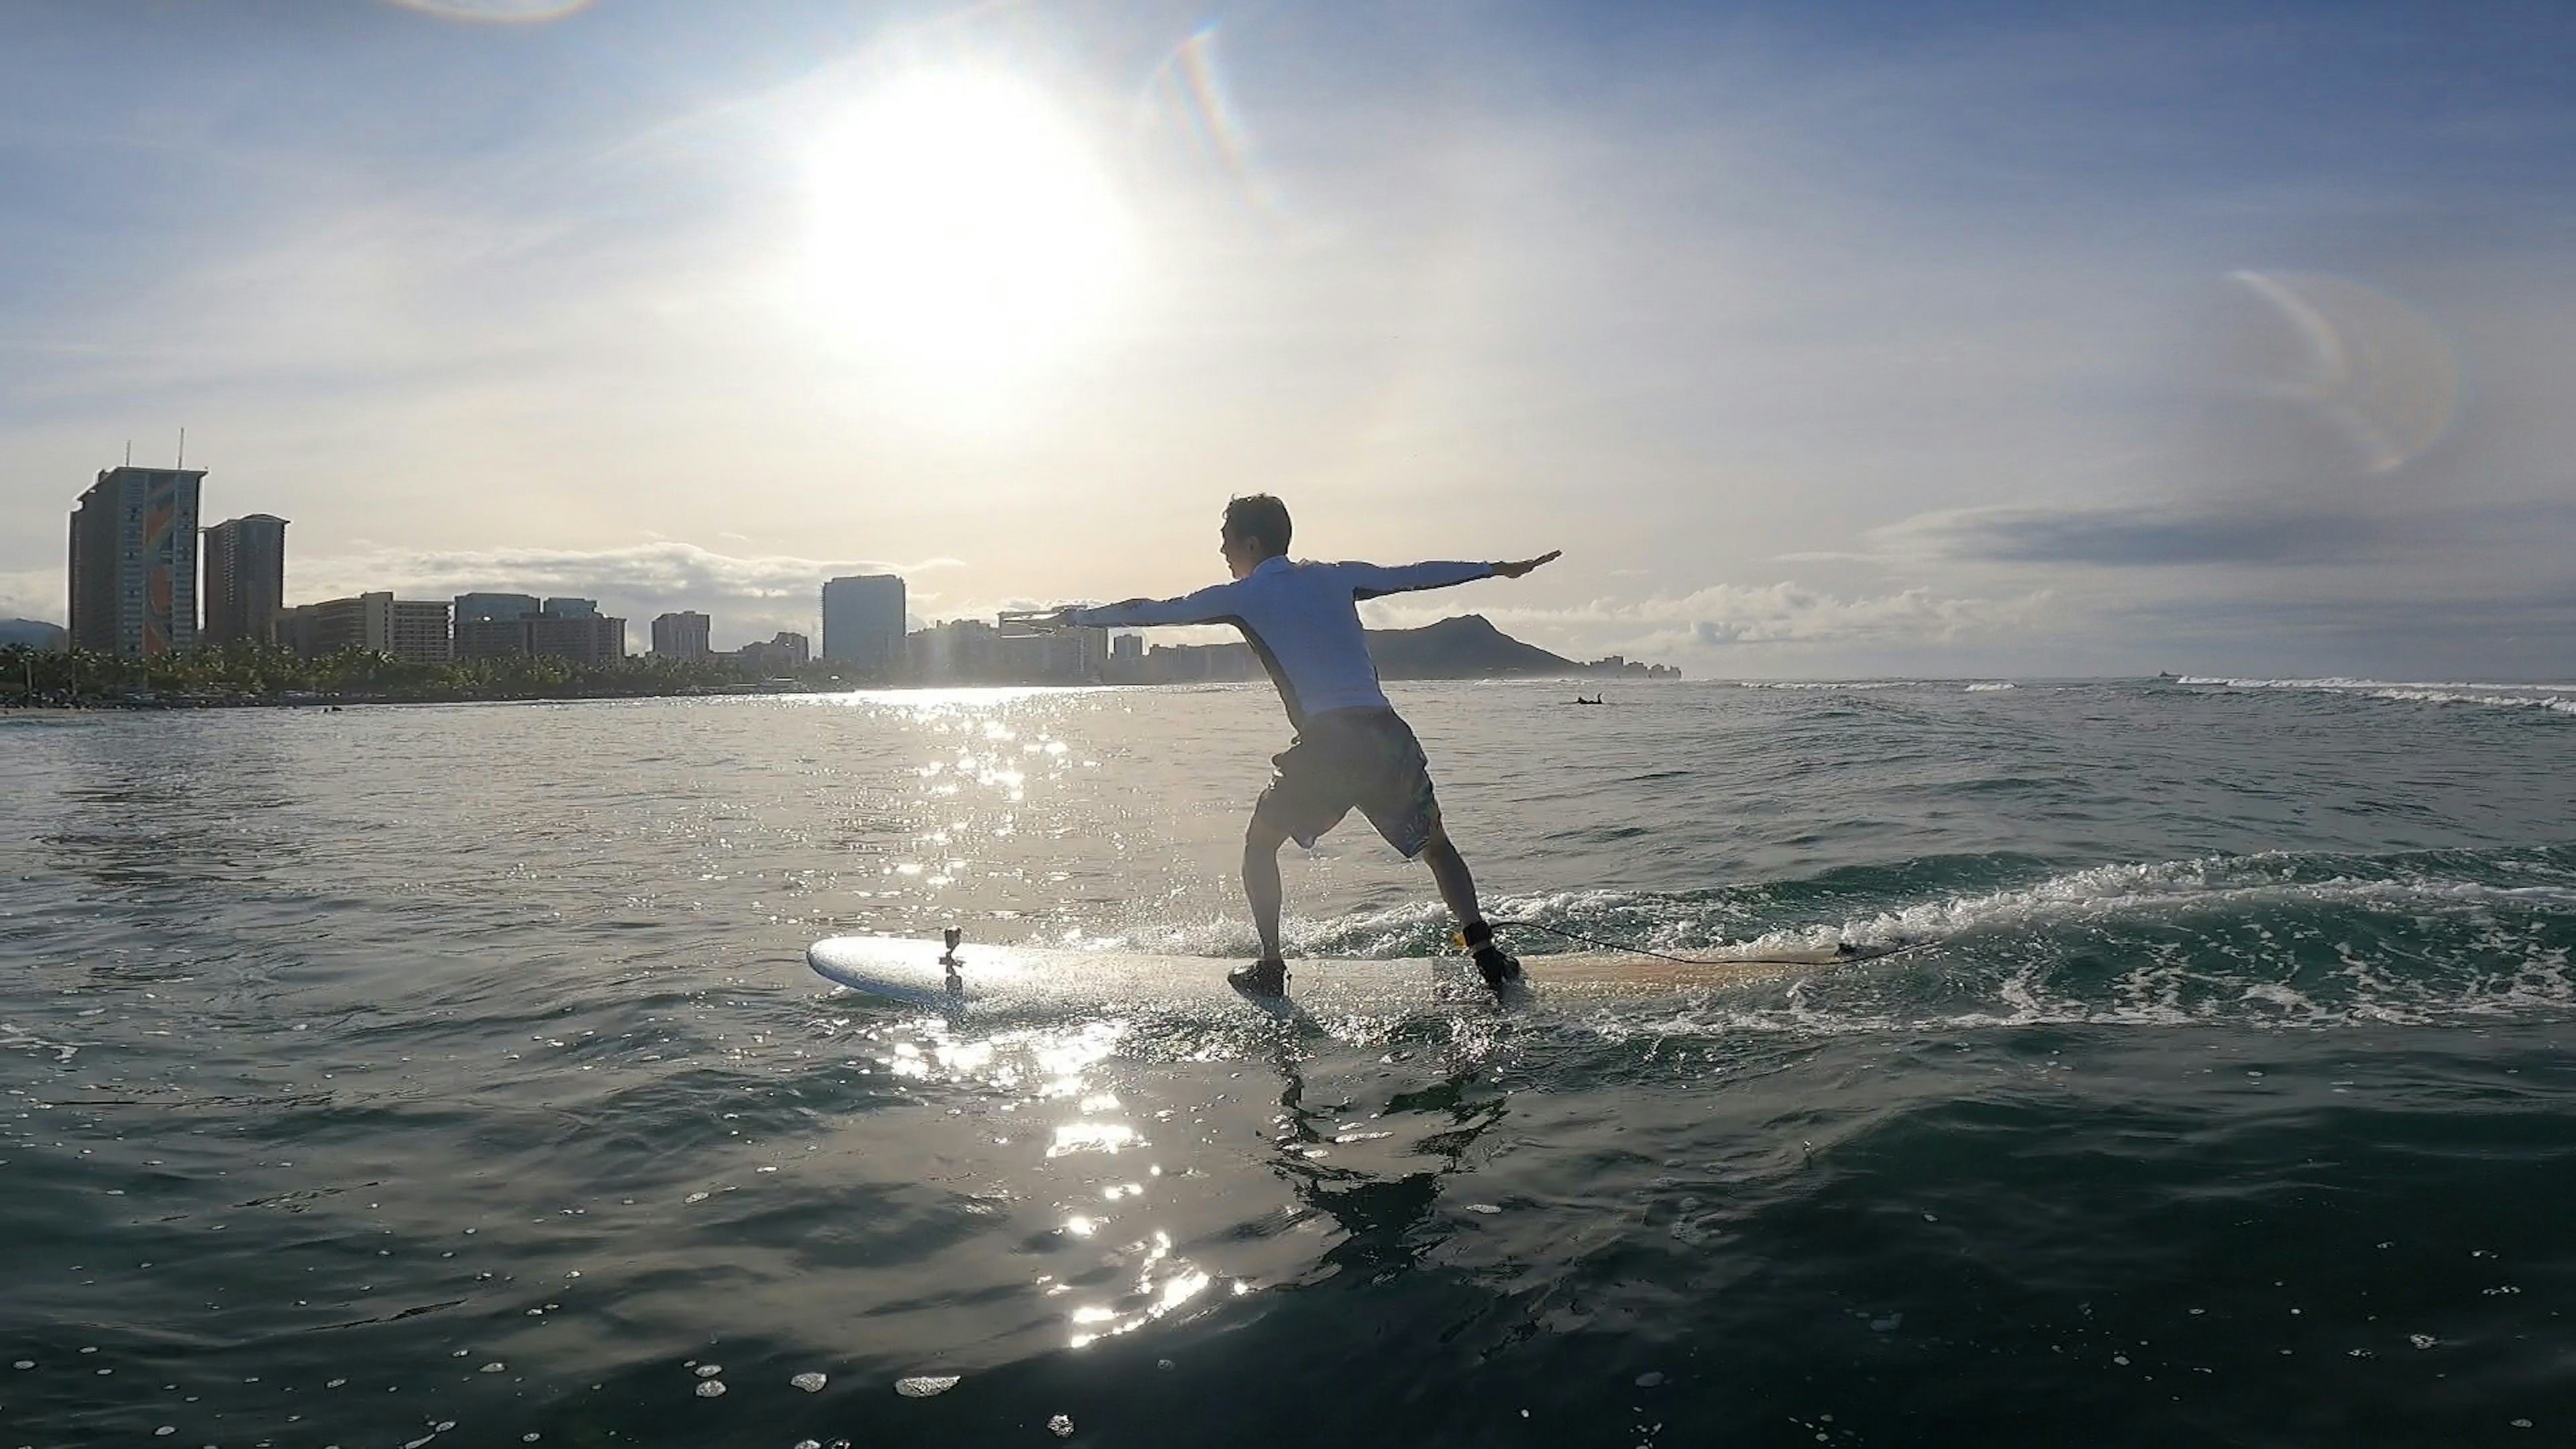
[280,592,451,664]
[201,514,289,648]
[904,618,1000,683]
[542,597,597,618]
[68,466,203,657]
[1000,625,1108,684]
[822,574,904,675]
[527,612,624,665]
[451,611,625,665]
[453,616,527,660]
[453,592,540,627]
[732,631,810,675]
[651,611,711,660]
[1105,631,1145,684]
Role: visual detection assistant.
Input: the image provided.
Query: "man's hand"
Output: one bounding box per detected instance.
[1492,549,1562,580]
[1000,606,1083,633]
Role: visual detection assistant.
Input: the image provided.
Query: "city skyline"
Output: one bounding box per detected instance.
[33,458,1077,659]
[28,451,1430,657]
[4,5,2574,677]
[26,455,1665,690]
[37,456,1130,671]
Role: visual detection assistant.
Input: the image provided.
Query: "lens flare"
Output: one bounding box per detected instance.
[2226,270,2460,474]
[1139,25,1289,223]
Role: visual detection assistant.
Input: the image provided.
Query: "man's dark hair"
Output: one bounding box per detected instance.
[1223,494,1293,559]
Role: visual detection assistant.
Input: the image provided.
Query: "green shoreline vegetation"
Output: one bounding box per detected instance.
[1,617,1669,712]
[0,643,842,709]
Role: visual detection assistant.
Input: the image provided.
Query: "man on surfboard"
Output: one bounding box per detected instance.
[1052,494,1560,998]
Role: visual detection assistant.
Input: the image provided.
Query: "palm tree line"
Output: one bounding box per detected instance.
[1,641,825,707]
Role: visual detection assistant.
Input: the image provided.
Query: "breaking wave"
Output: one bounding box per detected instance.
[1727,680,1921,690]
[2182,676,2576,718]
[1061,847,2576,1042]
[2180,676,2576,693]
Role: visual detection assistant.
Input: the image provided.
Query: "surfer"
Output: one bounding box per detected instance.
[1051,494,1560,998]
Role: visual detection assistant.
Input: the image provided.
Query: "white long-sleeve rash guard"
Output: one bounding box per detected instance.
[1071,555,1495,727]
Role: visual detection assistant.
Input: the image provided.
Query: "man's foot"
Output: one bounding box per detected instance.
[1472,944,1523,991]
[1228,957,1287,998]
[1458,920,1521,991]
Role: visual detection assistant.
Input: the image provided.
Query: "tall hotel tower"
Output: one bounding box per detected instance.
[821,574,905,676]
[202,513,290,647]
[69,466,205,657]
[651,610,712,661]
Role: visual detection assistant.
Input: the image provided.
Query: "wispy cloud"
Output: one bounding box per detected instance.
[1362,581,2053,661]
[0,569,60,625]
[1880,501,2393,568]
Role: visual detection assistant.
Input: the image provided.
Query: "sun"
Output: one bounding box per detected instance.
[804,72,1131,376]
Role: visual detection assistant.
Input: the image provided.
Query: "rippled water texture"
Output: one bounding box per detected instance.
[4,678,2574,1446]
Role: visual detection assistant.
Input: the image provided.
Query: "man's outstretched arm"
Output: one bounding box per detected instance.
[1492,549,1562,578]
[1342,550,1561,599]
[1060,578,1247,629]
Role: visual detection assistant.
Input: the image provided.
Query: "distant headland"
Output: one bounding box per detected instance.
[1148,614,1680,684]
[0,619,66,651]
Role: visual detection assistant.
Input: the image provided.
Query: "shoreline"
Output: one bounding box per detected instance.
[1,671,1678,714]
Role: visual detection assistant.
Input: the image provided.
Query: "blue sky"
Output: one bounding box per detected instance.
[4,0,2572,676]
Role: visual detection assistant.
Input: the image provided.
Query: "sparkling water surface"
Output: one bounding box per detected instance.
[4,678,2575,1447]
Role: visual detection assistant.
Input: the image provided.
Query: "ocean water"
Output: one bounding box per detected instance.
[3,677,2574,1448]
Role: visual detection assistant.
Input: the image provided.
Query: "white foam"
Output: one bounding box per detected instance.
[2178,677,2576,719]
[1495,854,2576,1006]
[1283,858,2575,966]
[1729,680,1919,690]
[1557,850,2576,1040]
[0,1025,78,1063]
[2365,690,2576,717]
[990,852,2576,1049]
[2181,676,2576,694]
[1599,942,2576,1042]
[1966,682,2017,692]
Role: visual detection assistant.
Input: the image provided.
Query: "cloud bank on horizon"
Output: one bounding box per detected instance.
[2,0,2571,676]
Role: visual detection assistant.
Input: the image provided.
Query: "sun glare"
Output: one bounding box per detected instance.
[804,73,1131,376]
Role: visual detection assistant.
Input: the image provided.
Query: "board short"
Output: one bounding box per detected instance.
[1253,706,1443,859]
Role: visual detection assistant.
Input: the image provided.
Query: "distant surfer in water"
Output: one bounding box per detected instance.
[1051,494,1560,998]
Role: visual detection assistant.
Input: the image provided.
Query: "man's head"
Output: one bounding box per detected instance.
[1220,494,1292,579]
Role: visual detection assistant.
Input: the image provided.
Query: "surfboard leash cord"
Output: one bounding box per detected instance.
[1483,917,1925,967]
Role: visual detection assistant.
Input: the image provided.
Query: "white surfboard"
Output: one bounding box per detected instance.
[805,934,1914,1014]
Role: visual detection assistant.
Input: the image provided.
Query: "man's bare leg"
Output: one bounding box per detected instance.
[1422,826,1518,986]
[1242,818,1292,963]
[1419,827,1483,930]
